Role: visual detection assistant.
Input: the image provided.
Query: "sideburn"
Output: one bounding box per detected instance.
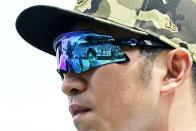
[138,57,153,86]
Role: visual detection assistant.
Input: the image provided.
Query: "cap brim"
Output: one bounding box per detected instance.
[16,5,94,56]
[16,5,147,56]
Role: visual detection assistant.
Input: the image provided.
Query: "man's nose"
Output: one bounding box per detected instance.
[61,73,87,96]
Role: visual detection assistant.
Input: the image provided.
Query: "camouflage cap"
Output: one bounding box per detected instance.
[16,0,196,62]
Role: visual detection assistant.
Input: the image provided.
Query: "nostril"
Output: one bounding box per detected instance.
[70,88,79,95]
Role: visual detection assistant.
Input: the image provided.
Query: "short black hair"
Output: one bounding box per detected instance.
[139,47,196,99]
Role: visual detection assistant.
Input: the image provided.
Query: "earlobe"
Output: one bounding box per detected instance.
[160,48,192,95]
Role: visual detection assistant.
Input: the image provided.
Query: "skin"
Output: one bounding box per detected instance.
[61,22,196,131]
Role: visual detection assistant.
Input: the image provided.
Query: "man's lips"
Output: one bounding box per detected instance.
[69,104,92,118]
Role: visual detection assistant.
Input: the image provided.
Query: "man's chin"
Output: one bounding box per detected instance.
[73,111,98,131]
[73,111,115,131]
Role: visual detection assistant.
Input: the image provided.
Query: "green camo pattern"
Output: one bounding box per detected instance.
[74,0,196,63]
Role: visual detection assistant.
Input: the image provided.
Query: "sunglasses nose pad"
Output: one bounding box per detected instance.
[57,69,67,80]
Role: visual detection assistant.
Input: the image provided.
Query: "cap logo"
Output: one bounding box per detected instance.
[162,16,178,32]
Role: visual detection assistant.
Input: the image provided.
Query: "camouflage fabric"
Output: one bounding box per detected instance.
[74,0,196,63]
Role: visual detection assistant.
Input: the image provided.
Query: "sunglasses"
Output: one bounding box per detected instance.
[53,31,169,79]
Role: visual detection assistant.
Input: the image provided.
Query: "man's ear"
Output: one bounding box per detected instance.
[161,48,192,95]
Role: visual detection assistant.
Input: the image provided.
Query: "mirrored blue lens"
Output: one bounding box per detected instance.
[54,31,128,74]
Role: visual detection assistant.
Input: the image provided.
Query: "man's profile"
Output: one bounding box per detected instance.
[16,0,196,131]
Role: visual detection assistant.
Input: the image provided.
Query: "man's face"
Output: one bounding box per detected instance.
[61,24,161,131]
[88,52,96,66]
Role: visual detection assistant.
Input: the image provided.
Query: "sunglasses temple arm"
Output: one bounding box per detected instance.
[120,39,172,48]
